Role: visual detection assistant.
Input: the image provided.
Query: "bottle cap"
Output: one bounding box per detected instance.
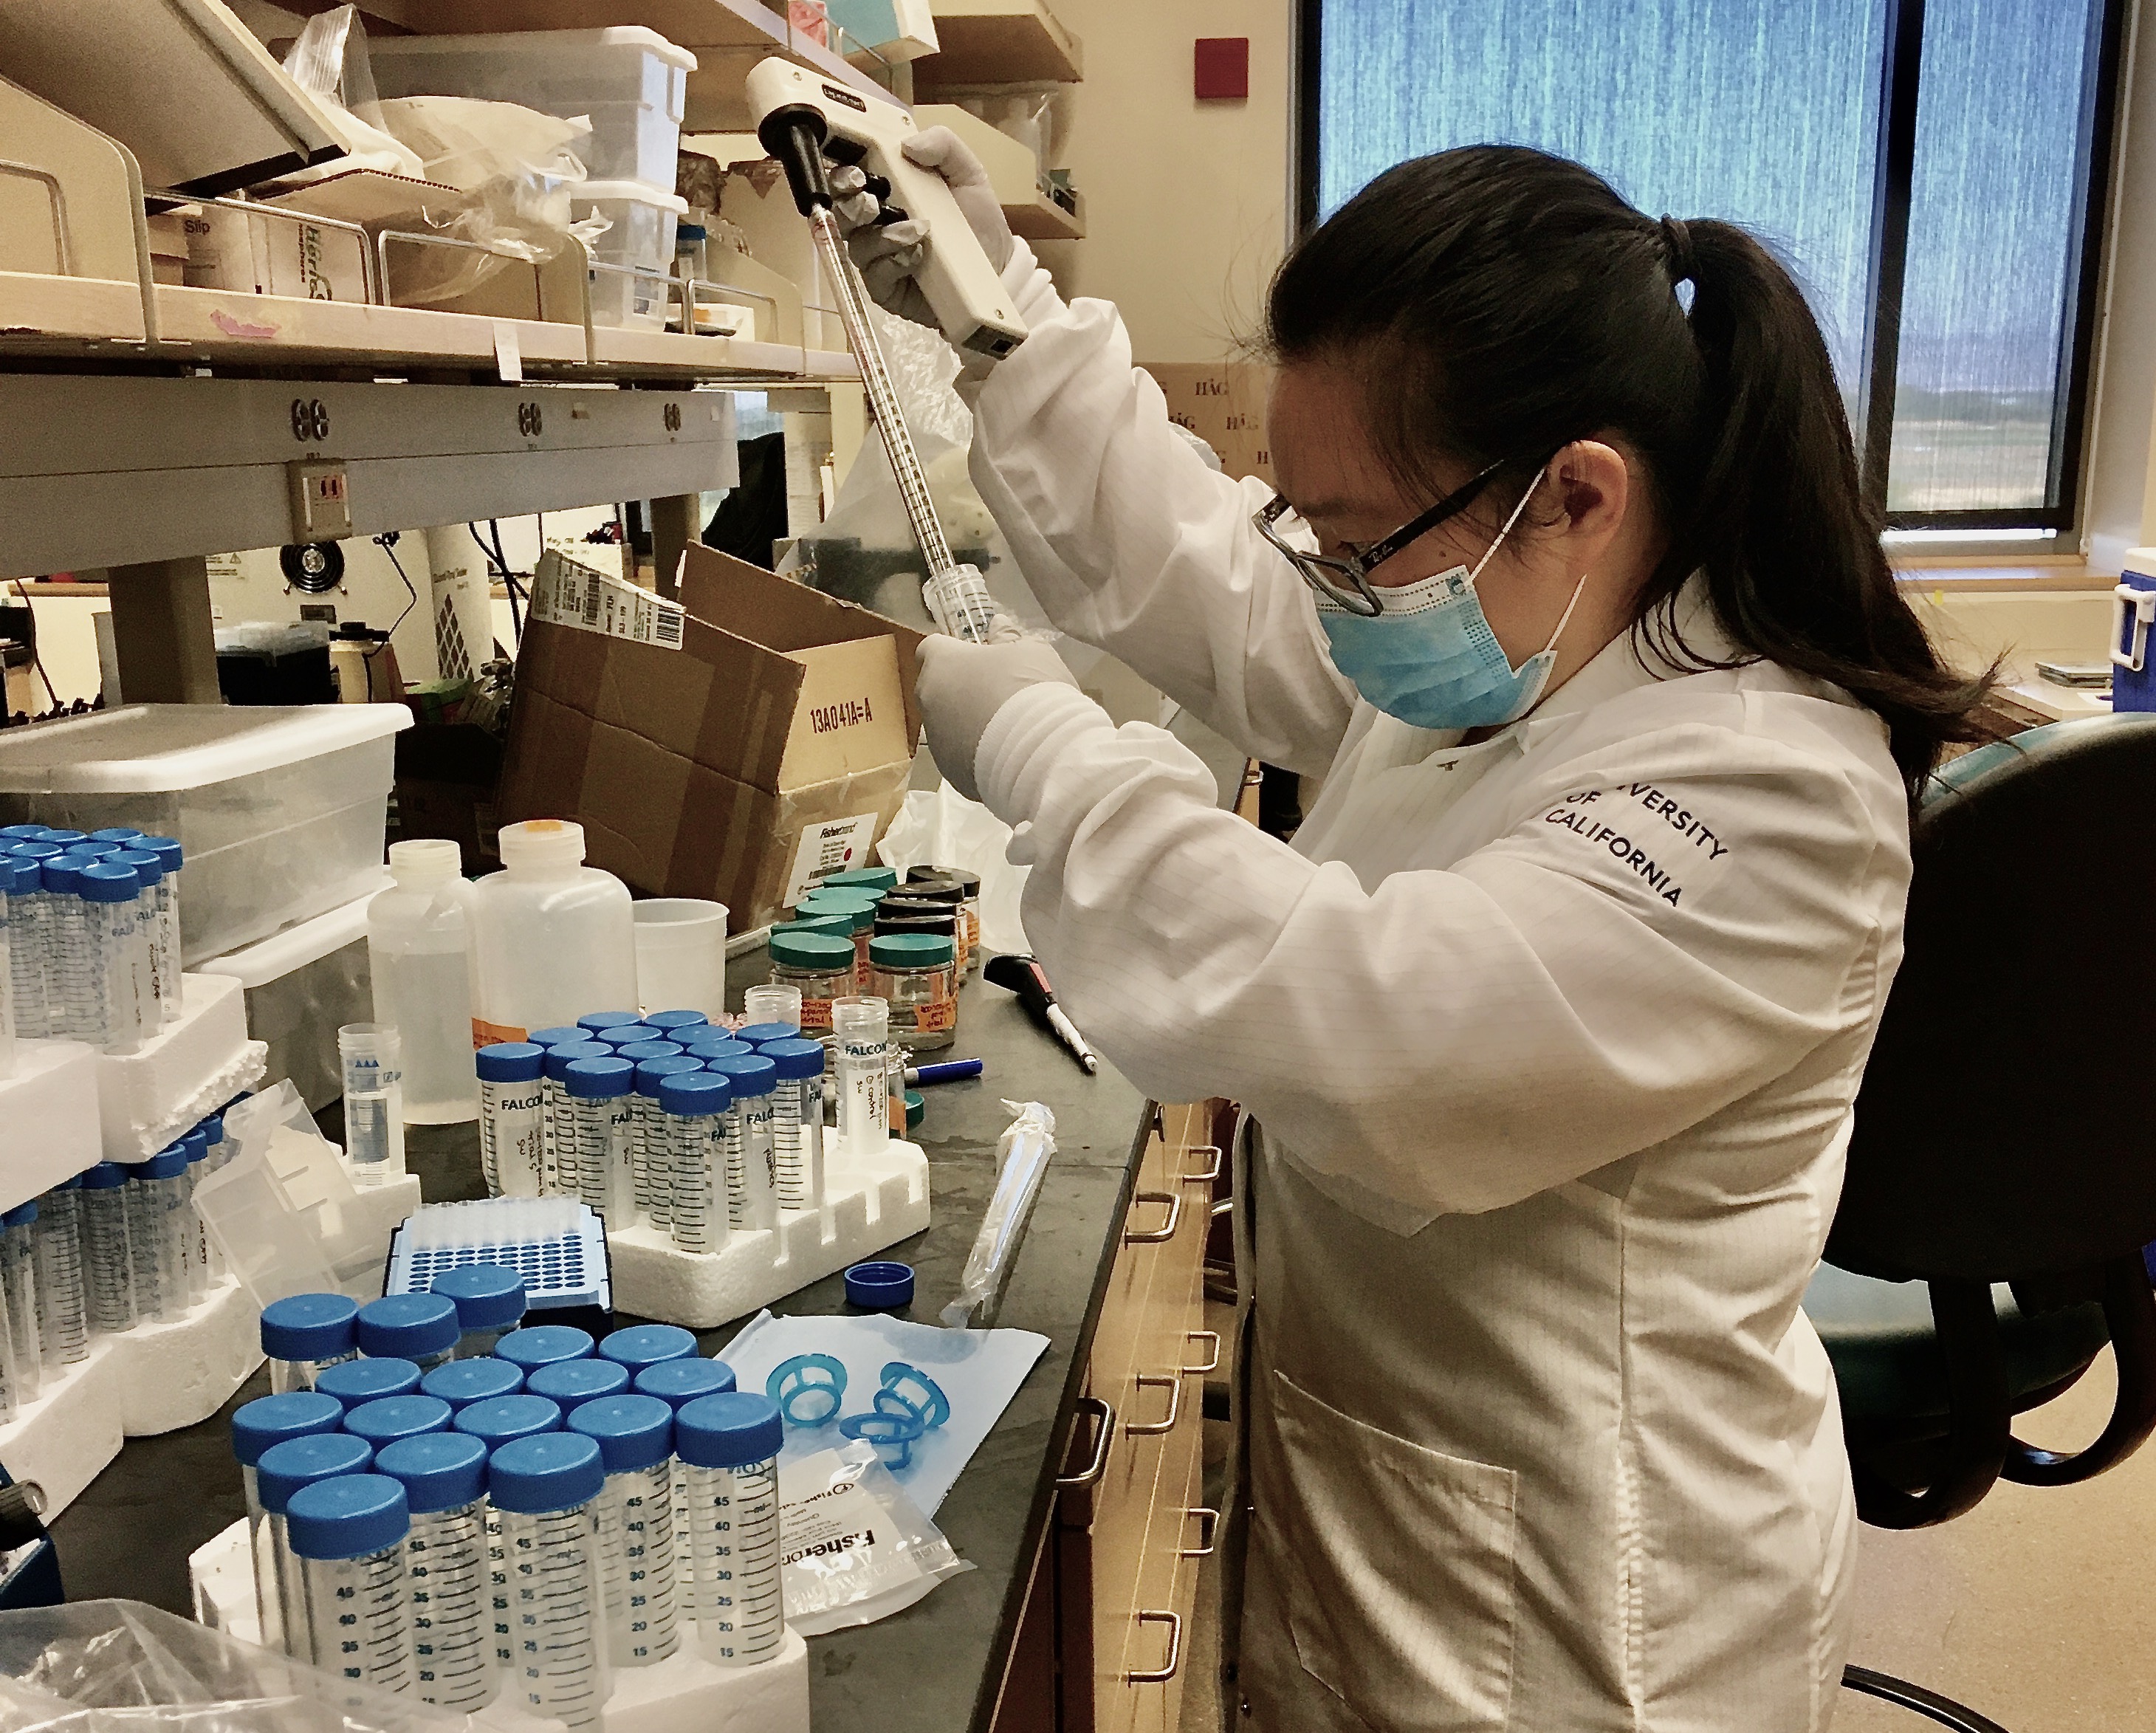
[144,1147,188,1181]
[594,1023,663,1047]
[494,1325,595,1372]
[682,1034,753,1061]
[355,1292,460,1362]
[260,1293,360,1364]
[286,1472,409,1560]
[527,1026,588,1049]
[760,1037,825,1082]
[525,1358,631,1410]
[906,1088,925,1133]
[769,930,856,972]
[564,1056,634,1099]
[231,1390,344,1465]
[659,1071,731,1117]
[5,840,60,859]
[58,840,119,860]
[136,836,182,873]
[373,1432,488,1514]
[497,819,589,872]
[772,913,853,941]
[635,1055,703,1098]
[674,1392,783,1468]
[315,1356,424,1409]
[821,865,899,893]
[78,862,138,903]
[543,1041,612,1081]
[598,1324,697,1373]
[201,1113,224,1145]
[38,830,86,848]
[907,865,978,894]
[1,1203,35,1229]
[797,895,877,933]
[182,1127,210,1165]
[476,1042,545,1083]
[704,1054,776,1099]
[845,1260,915,1311]
[870,932,955,970]
[874,912,957,939]
[899,874,967,904]
[568,1394,673,1474]
[421,1356,525,1410]
[643,1010,710,1034]
[487,1431,605,1514]
[452,1393,564,1446]
[78,1161,131,1192]
[634,1359,736,1408]
[36,860,78,898]
[109,848,162,887]
[733,1022,800,1048]
[386,837,462,882]
[577,1012,643,1033]
[0,825,51,840]
[430,1265,527,1331]
[257,1433,375,1514]
[343,1395,453,1447]
[614,1040,684,1063]
[87,827,143,844]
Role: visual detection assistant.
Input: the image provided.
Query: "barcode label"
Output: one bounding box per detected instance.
[529,548,682,650]
[653,608,683,645]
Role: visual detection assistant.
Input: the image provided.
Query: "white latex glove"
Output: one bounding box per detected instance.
[916,619,1079,803]
[831,128,1016,332]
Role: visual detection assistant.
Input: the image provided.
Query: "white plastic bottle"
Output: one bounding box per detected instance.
[368,840,479,1125]
[470,822,636,1047]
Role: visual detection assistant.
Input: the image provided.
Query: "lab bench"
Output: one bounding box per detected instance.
[44,946,1219,1732]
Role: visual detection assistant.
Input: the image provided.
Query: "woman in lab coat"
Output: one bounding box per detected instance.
[845,140,1982,1732]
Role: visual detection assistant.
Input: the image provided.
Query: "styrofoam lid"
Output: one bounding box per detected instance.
[0,704,410,794]
[369,26,698,73]
[571,179,690,214]
[193,871,391,986]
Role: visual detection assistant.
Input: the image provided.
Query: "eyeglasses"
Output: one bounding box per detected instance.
[1252,456,1513,617]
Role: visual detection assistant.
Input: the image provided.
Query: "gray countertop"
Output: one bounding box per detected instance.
[47,949,1148,1733]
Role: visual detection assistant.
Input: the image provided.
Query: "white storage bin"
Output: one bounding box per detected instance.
[368,27,695,188]
[572,179,687,329]
[0,704,410,963]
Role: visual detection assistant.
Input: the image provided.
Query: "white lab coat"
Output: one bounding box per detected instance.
[958,241,1907,1732]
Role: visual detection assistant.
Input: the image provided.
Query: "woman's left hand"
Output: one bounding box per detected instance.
[915,622,1077,803]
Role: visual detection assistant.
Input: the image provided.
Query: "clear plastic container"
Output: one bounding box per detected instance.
[768,928,855,1037]
[741,983,802,1032]
[0,1269,21,1424]
[373,1431,499,1712]
[107,848,168,1034]
[661,1072,731,1256]
[32,1177,88,1369]
[260,1291,360,1394]
[4,856,46,1041]
[78,1162,134,1334]
[477,1043,547,1198]
[340,1023,408,1187]
[470,822,636,1046]
[193,885,377,1116]
[368,840,478,1126]
[831,998,892,1156]
[569,1393,679,1667]
[570,181,690,329]
[286,1472,414,1693]
[905,868,982,971]
[673,1393,785,1666]
[704,1056,777,1233]
[126,1147,189,1324]
[632,900,729,1024]
[632,1055,702,1230]
[487,1432,611,1729]
[563,1056,636,1226]
[78,862,145,1051]
[0,1205,40,1399]
[761,1038,826,1209]
[231,1391,346,1654]
[541,1041,613,1198]
[867,933,958,1051]
[796,891,879,986]
[256,1430,374,1667]
[179,1127,209,1304]
[431,1264,527,1359]
[357,1292,460,1373]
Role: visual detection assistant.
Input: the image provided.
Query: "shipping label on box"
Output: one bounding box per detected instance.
[1144,361,1274,484]
[782,811,880,907]
[530,549,685,648]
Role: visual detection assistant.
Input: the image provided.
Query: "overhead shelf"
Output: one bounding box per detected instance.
[1006,189,1082,242]
[913,0,1082,92]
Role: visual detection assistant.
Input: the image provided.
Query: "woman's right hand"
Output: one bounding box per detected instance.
[831,127,1017,332]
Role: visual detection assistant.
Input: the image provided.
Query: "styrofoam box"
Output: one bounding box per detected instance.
[99,972,267,1162]
[572,180,688,329]
[609,1138,930,1330]
[0,704,411,964]
[0,1040,100,1214]
[196,874,387,1113]
[192,1519,811,1733]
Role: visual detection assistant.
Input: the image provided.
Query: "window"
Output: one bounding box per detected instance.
[1300,0,2126,533]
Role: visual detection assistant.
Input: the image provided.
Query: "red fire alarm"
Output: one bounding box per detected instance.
[1195,37,1249,101]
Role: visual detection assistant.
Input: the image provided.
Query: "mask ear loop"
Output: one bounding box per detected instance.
[1469,461,1590,679]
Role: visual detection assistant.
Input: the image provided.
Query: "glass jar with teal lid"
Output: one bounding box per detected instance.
[767,928,858,1034]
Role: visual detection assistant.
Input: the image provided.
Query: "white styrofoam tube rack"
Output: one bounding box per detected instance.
[0,1040,103,1215]
[97,972,267,1164]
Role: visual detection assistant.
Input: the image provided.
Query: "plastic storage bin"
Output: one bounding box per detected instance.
[367,27,696,188]
[571,181,689,329]
[0,704,410,964]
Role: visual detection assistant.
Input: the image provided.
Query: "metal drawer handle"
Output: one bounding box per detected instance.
[1183,1329,1221,1376]
[1183,1143,1223,1184]
[1181,1506,1220,1558]
[1126,1373,1181,1436]
[1127,1610,1183,1683]
[1054,1395,1114,1488]
[1124,1190,1181,1245]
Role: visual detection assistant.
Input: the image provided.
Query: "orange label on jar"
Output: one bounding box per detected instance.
[800,998,835,1032]
[473,1017,526,1049]
[912,998,957,1032]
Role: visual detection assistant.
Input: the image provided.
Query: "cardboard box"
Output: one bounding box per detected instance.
[1144,360,1274,485]
[498,546,924,933]
[182,202,368,302]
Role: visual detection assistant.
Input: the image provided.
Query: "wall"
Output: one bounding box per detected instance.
[2082,0,2155,572]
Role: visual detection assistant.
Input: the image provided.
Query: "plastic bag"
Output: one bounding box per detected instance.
[943,1102,1056,1327]
[877,786,1030,955]
[777,1443,973,1634]
[278,6,427,181]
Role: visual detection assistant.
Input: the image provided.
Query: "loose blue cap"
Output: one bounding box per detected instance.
[430,1264,527,1331]
[261,1293,360,1364]
[614,1040,684,1063]
[286,1472,409,1559]
[78,862,139,904]
[564,1056,634,1100]
[256,1432,374,1514]
[315,1356,423,1410]
[525,1358,631,1410]
[495,1325,595,1372]
[373,1432,488,1514]
[528,1026,587,1049]
[594,1024,662,1048]
[643,1010,709,1034]
[705,1054,775,1099]
[79,1161,131,1192]
[635,1359,736,1407]
[144,1147,187,1181]
[599,1324,697,1373]
[543,1040,611,1081]
[356,1292,460,1361]
[88,828,143,845]
[576,1012,642,1033]
[453,1393,564,1446]
[343,1395,453,1447]
[845,1260,915,1311]
[38,830,85,848]
[674,1393,783,1469]
[735,1022,799,1048]
[761,1037,825,1082]
[421,1356,525,1410]
[488,1432,605,1514]
[109,848,162,887]
[635,1055,702,1098]
[232,1390,344,1466]
[136,837,182,873]
[682,1035,753,1062]
[568,1395,673,1474]
[659,1071,731,1118]
[476,1042,545,1084]
[1,1204,35,1229]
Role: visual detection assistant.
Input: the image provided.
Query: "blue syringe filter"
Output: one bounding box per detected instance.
[87,827,143,845]
[356,1291,460,1362]
[563,1056,635,1099]
[594,1023,663,1048]
[636,1055,703,1099]
[643,1010,709,1034]
[315,1356,424,1410]
[682,1035,753,1062]
[760,1038,825,1082]
[422,1356,526,1410]
[78,1161,131,1192]
[674,1392,785,1469]
[598,1324,697,1373]
[733,1022,800,1049]
[231,1390,345,1466]
[260,1292,360,1364]
[543,1040,612,1082]
[525,1358,631,1410]
[1,1203,34,1230]
[144,1147,188,1181]
[476,1042,546,1084]
[343,1394,455,1448]
[614,1040,684,1064]
[844,1261,915,1312]
[494,1324,597,1373]
[634,1358,737,1409]
[659,1071,732,1118]
[704,1054,777,1099]
[452,1393,565,1447]
[286,1472,410,1560]
[255,1432,374,1515]
[109,848,162,888]
[568,1393,674,1475]
[528,1026,588,1049]
[430,1263,528,1331]
[488,1432,605,1515]
[576,1012,643,1034]
[77,862,140,903]
[373,1431,488,1515]
[136,836,182,873]
[766,1353,846,1427]
[875,1362,951,1430]
[839,1409,927,1472]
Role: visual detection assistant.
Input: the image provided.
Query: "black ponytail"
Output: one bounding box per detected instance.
[1266,145,1988,795]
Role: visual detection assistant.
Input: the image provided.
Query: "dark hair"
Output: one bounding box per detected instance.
[1266,145,1988,795]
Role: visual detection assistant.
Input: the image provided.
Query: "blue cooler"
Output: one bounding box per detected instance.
[2111,560,2156,710]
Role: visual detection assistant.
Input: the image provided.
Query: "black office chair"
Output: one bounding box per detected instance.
[1804,713,2156,1732]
